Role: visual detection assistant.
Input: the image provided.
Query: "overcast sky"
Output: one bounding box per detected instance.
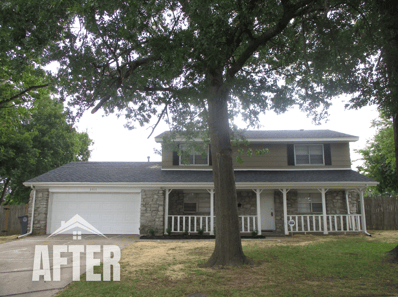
[74,95,380,171]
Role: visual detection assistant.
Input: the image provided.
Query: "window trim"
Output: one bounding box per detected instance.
[294,144,325,166]
[179,145,210,166]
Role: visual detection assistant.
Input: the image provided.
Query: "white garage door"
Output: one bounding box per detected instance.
[49,192,141,234]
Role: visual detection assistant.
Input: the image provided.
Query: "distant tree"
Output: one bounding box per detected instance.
[357,114,397,195]
[0,95,92,205]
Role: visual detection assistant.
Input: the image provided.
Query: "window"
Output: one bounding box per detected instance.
[295,144,324,165]
[298,193,323,213]
[179,145,209,166]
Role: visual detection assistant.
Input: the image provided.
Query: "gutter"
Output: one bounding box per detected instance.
[17,186,36,239]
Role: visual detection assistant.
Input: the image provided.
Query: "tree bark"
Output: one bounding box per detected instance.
[0,178,10,205]
[393,114,398,193]
[201,72,252,267]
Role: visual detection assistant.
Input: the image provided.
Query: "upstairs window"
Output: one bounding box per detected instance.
[298,193,323,213]
[179,145,209,166]
[294,144,324,165]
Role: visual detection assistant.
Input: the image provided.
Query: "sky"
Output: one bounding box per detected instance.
[75,95,380,170]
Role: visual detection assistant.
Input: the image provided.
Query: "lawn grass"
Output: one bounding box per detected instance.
[56,234,398,297]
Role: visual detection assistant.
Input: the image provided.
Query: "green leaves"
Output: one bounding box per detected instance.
[0,95,93,204]
[356,113,397,196]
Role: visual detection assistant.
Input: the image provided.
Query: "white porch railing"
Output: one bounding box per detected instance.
[288,214,362,233]
[168,215,258,233]
[239,215,257,232]
[168,215,212,233]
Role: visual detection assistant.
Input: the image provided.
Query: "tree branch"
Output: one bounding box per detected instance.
[147,103,169,139]
[0,84,49,108]
[123,56,158,80]
[227,0,317,79]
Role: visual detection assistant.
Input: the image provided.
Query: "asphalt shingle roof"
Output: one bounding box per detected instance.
[25,162,375,184]
[154,130,357,140]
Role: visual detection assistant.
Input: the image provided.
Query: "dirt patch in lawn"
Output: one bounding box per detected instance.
[119,232,367,276]
[366,230,398,243]
[120,231,398,283]
[120,241,215,276]
[0,235,19,244]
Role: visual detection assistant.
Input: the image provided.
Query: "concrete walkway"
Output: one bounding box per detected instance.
[0,234,139,297]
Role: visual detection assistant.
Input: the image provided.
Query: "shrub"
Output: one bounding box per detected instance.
[197,228,204,236]
[166,227,172,235]
[183,229,189,236]
[251,230,258,238]
[148,228,156,236]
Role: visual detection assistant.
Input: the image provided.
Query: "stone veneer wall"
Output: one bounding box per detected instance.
[347,191,360,214]
[168,190,184,215]
[237,190,257,215]
[325,191,348,214]
[273,190,356,234]
[274,191,284,234]
[140,189,164,235]
[27,189,50,235]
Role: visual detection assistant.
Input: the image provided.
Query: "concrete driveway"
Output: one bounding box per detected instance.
[0,234,139,297]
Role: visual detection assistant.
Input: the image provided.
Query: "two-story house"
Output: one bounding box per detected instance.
[24,130,377,237]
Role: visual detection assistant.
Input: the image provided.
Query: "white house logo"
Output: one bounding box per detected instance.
[47,214,107,239]
[33,214,120,282]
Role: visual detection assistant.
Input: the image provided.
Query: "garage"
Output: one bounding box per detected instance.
[47,192,141,235]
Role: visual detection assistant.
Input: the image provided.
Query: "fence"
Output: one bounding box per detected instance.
[0,204,29,236]
[365,196,398,230]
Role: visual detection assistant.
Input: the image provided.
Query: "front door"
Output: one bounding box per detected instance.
[260,192,275,230]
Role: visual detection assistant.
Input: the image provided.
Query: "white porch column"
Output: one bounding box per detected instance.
[253,189,263,235]
[279,189,289,235]
[345,191,351,214]
[207,189,215,235]
[164,189,172,233]
[318,188,328,234]
[358,188,367,233]
[345,190,351,230]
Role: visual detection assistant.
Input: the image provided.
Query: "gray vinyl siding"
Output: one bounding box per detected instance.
[162,142,351,169]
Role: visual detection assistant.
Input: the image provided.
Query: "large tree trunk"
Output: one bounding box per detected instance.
[393,114,398,193]
[201,73,252,267]
[0,178,10,205]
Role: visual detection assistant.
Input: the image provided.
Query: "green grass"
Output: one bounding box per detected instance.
[56,237,398,297]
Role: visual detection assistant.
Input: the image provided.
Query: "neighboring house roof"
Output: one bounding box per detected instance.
[24,162,377,187]
[154,130,359,143]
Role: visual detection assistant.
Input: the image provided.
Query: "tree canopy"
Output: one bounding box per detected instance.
[0,0,72,108]
[1,1,93,205]
[2,0,391,266]
[357,114,397,196]
[16,0,377,267]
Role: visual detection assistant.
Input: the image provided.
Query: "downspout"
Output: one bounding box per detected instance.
[360,186,371,237]
[18,186,36,239]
